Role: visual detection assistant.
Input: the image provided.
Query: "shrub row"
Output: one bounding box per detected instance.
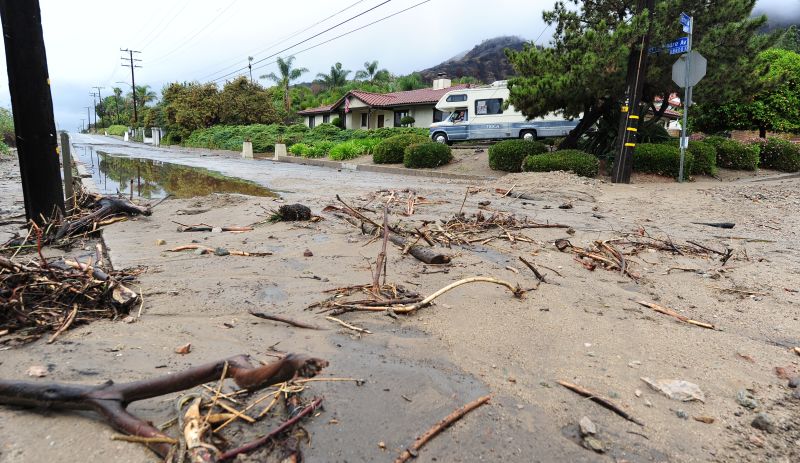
[633,143,694,178]
[106,125,128,137]
[404,143,452,168]
[373,134,429,164]
[489,139,548,172]
[522,150,599,177]
[704,136,760,170]
[754,137,800,172]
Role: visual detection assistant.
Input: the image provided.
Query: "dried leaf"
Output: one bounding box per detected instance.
[641,377,705,402]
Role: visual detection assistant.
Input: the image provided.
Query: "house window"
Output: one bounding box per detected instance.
[475,98,503,115]
[433,109,446,123]
[446,94,467,102]
[308,116,316,128]
[394,110,409,127]
[322,114,330,124]
[360,113,368,128]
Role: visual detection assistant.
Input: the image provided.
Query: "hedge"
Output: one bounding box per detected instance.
[329,138,381,161]
[710,138,760,170]
[106,125,128,137]
[488,139,548,172]
[633,143,693,178]
[758,138,800,172]
[373,134,429,164]
[403,142,453,168]
[522,150,599,177]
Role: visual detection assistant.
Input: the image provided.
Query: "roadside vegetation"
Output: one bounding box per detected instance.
[0,108,13,156]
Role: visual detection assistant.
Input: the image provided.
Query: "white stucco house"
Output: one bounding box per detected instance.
[297,76,471,130]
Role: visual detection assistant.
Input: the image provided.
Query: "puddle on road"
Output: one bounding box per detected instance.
[75,146,276,199]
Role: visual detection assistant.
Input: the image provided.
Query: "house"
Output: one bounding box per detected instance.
[298,75,470,130]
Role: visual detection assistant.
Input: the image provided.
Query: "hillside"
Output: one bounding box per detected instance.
[418,36,526,84]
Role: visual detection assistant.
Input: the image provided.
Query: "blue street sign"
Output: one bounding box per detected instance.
[680,12,692,33]
[666,37,689,54]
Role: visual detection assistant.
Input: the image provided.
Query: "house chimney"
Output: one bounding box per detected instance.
[432,72,451,90]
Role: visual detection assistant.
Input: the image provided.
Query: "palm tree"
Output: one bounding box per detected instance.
[131,85,157,113]
[112,87,123,124]
[355,60,389,84]
[315,62,351,90]
[260,56,308,112]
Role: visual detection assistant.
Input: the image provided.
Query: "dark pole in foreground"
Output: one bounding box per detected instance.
[611,0,656,183]
[0,0,65,222]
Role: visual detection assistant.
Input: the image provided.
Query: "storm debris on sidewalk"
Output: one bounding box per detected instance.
[166,244,272,257]
[637,301,716,330]
[271,203,312,222]
[555,239,640,280]
[0,254,141,345]
[0,354,328,461]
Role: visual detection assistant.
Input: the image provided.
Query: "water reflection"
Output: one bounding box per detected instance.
[75,148,275,199]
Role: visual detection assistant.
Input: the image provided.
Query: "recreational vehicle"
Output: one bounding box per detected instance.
[429,81,579,144]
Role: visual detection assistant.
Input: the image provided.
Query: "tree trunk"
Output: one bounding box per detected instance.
[558,102,606,150]
[759,126,766,138]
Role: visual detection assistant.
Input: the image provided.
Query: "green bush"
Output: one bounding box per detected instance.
[106,125,128,137]
[289,143,310,156]
[0,107,13,147]
[663,139,717,176]
[488,139,548,172]
[304,140,336,158]
[373,134,429,164]
[403,142,453,168]
[758,138,800,172]
[633,143,694,178]
[0,140,9,156]
[523,150,599,177]
[331,117,342,128]
[713,138,760,170]
[400,116,415,127]
[329,138,379,160]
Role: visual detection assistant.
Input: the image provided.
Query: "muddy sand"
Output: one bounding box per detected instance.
[1,152,799,463]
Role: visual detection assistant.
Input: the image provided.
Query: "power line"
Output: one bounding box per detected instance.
[138,0,194,51]
[196,0,369,82]
[121,48,142,123]
[220,0,433,83]
[209,0,393,83]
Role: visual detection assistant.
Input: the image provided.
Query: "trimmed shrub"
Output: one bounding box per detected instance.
[663,139,717,176]
[289,143,310,156]
[488,139,548,172]
[633,143,694,178]
[400,115,415,127]
[714,138,760,170]
[523,150,599,177]
[403,142,453,168]
[330,117,342,128]
[373,134,429,164]
[758,137,800,172]
[106,125,128,136]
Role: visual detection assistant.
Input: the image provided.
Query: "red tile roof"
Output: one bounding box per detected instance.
[297,84,471,114]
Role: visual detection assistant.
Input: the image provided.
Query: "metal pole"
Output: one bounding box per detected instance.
[678,16,693,183]
[85,106,91,132]
[59,132,74,210]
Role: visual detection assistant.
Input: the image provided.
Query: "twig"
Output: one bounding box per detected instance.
[373,207,389,294]
[46,304,78,344]
[457,187,470,216]
[395,395,491,463]
[518,256,546,283]
[249,311,322,330]
[686,240,725,256]
[556,380,644,426]
[218,397,323,461]
[637,301,715,329]
[110,435,178,445]
[538,264,563,277]
[325,316,372,334]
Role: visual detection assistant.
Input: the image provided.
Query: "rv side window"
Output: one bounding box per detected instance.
[475,98,503,115]
[446,94,467,102]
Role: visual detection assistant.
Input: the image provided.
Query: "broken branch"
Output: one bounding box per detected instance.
[557,380,644,426]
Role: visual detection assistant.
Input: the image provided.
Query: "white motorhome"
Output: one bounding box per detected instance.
[429,81,579,144]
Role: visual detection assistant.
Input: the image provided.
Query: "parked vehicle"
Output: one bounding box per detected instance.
[429,81,579,144]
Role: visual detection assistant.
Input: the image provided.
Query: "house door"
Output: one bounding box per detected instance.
[377,115,384,128]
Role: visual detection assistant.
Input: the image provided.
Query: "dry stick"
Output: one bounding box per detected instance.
[46,304,78,344]
[218,397,323,461]
[538,263,563,277]
[556,380,644,426]
[248,310,322,330]
[326,316,372,334]
[373,207,389,294]
[457,187,470,216]
[637,301,715,330]
[686,240,725,256]
[518,256,546,283]
[111,435,178,445]
[395,394,491,463]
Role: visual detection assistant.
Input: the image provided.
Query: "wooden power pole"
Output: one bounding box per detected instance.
[611,0,656,184]
[0,0,65,222]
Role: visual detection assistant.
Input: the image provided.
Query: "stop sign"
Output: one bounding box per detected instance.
[672,51,707,87]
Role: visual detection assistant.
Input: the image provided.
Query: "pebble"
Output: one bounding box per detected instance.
[676,410,689,419]
[579,416,597,435]
[214,247,230,256]
[635,389,642,397]
[193,248,205,255]
[583,436,605,453]
[155,239,166,245]
[748,434,765,447]
[628,360,641,368]
[751,413,775,433]
[788,377,800,389]
[212,227,223,233]
[645,400,652,407]
[793,389,800,400]
[303,249,313,257]
[736,390,759,409]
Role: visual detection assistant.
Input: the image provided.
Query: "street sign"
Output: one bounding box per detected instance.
[672,51,707,87]
[680,12,692,33]
[666,37,689,55]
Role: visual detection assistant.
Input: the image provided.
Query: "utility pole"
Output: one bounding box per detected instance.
[80,119,85,132]
[85,106,91,132]
[89,91,98,130]
[611,0,656,184]
[0,0,65,222]
[120,48,141,124]
[248,56,254,83]
[92,85,104,127]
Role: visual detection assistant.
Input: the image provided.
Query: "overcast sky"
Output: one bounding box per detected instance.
[0,0,795,131]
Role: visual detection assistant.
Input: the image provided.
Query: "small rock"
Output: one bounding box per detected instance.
[583,436,605,453]
[751,413,775,433]
[303,249,313,257]
[748,434,765,447]
[579,416,597,435]
[508,377,517,383]
[214,247,230,256]
[174,343,192,355]
[628,360,641,368]
[644,399,652,407]
[155,239,166,246]
[693,416,715,424]
[792,389,800,400]
[122,315,136,324]
[676,410,689,419]
[635,389,642,397]
[378,441,386,450]
[212,227,223,233]
[516,404,524,410]
[566,227,576,235]
[193,248,206,255]
[26,365,48,377]
[788,376,800,388]
[478,200,491,206]
[559,203,573,209]
[736,390,759,409]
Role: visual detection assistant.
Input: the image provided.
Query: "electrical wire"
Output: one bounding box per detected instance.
[217,0,433,83]
[138,0,194,51]
[208,0,393,83]
[196,0,369,82]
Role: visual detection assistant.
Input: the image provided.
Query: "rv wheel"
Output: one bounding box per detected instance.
[433,132,449,145]
[520,130,536,141]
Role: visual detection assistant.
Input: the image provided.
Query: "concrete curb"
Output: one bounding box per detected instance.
[271,155,496,181]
